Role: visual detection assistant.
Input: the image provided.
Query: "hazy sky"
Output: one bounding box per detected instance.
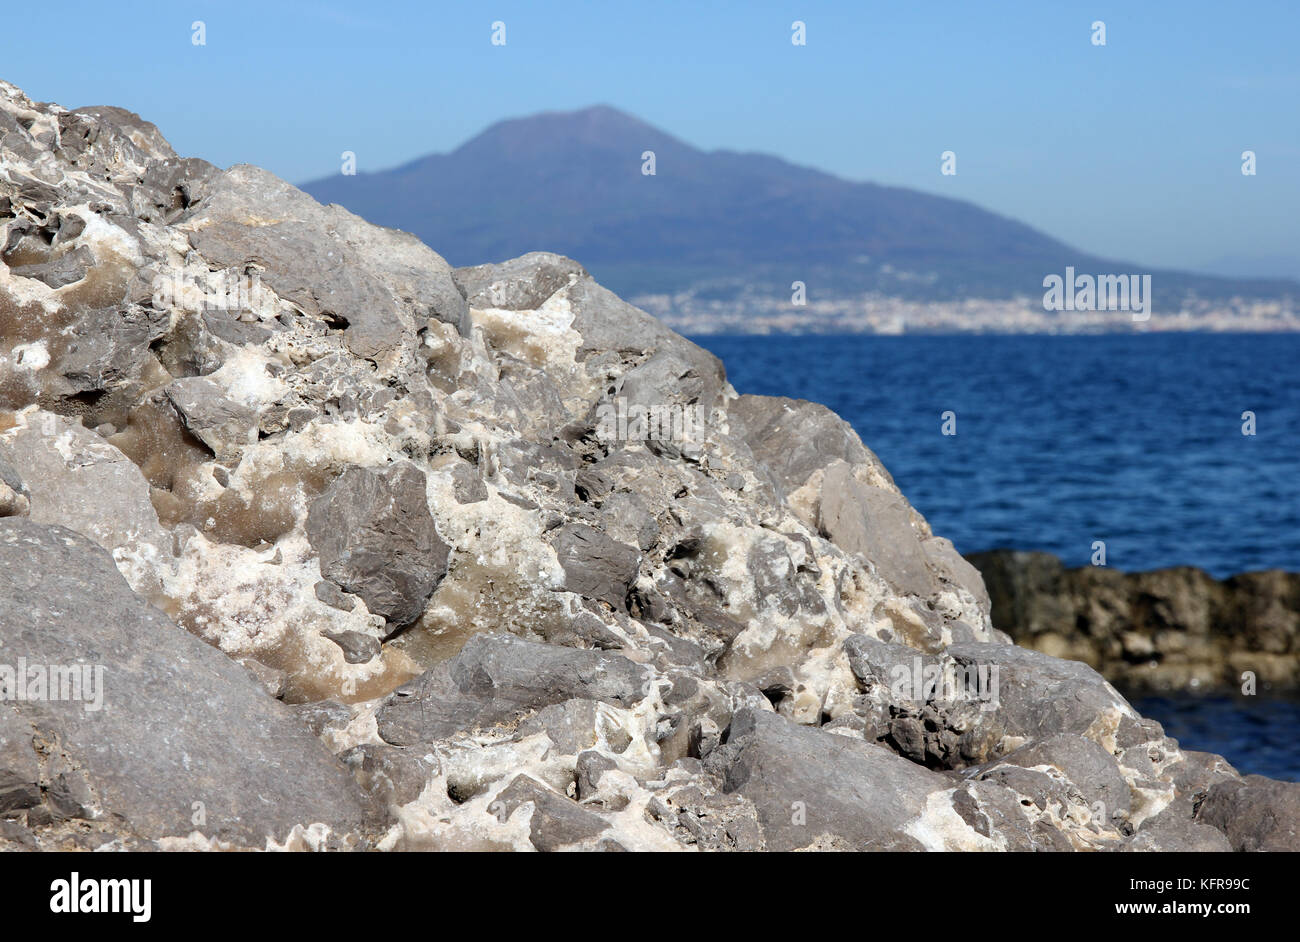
[7,1,1297,276]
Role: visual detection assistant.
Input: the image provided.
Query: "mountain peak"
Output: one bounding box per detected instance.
[559,103,643,125]
[453,104,687,159]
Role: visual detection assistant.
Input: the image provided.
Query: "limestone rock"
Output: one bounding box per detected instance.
[163,375,259,461]
[0,518,364,846]
[706,708,950,851]
[1196,775,1300,851]
[492,774,610,851]
[453,252,586,311]
[819,461,937,598]
[0,442,29,517]
[978,733,1132,823]
[376,633,651,745]
[549,521,641,610]
[307,462,449,629]
[0,409,170,596]
[728,395,893,494]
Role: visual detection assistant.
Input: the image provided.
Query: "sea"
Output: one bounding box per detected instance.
[694,332,1300,780]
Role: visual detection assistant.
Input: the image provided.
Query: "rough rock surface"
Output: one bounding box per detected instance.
[0,79,1288,851]
[307,461,449,629]
[1195,775,1300,851]
[969,549,1300,692]
[0,518,364,849]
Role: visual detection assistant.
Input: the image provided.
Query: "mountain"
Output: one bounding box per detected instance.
[301,105,1299,305]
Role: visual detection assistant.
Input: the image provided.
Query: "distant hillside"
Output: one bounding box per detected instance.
[302,105,1299,306]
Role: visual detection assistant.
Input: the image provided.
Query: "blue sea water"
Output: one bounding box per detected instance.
[694,333,1300,780]
[695,333,1300,576]
[1131,695,1300,782]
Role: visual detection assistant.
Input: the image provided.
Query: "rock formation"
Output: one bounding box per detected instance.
[968,550,1300,693]
[0,79,1293,851]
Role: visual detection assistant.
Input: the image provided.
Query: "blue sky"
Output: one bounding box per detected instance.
[7,1,1297,276]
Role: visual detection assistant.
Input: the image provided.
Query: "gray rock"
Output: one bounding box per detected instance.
[575,750,618,800]
[646,780,766,851]
[163,376,259,461]
[0,443,29,517]
[59,105,218,223]
[844,636,1139,771]
[307,462,448,628]
[573,466,614,505]
[982,733,1132,822]
[237,657,288,700]
[616,350,714,416]
[491,774,609,851]
[40,761,96,821]
[183,164,467,354]
[291,699,352,739]
[314,580,357,613]
[7,244,94,289]
[0,411,171,583]
[844,633,929,690]
[1195,775,1300,851]
[644,625,706,670]
[517,699,607,755]
[706,708,950,851]
[593,491,658,552]
[0,518,364,845]
[493,354,576,433]
[448,460,488,504]
[1169,750,1240,796]
[746,536,826,619]
[1125,800,1233,852]
[949,779,1073,851]
[453,252,586,311]
[0,818,38,850]
[376,633,651,746]
[0,768,42,814]
[323,630,381,665]
[727,395,892,493]
[922,536,991,612]
[819,461,936,598]
[549,522,641,610]
[555,604,631,651]
[56,305,171,406]
[340,744,439,828]
[973,763,1074,816]
[565,277,727,410]
[942,643,1137,765]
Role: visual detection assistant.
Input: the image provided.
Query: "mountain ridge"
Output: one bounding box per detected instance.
[302,105,1299,309]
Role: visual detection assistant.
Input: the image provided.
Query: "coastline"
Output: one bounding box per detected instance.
[640,293,1300,335]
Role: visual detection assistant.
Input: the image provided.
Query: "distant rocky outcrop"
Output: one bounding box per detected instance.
[967,550,1300,693]
[1,79,1294,851]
